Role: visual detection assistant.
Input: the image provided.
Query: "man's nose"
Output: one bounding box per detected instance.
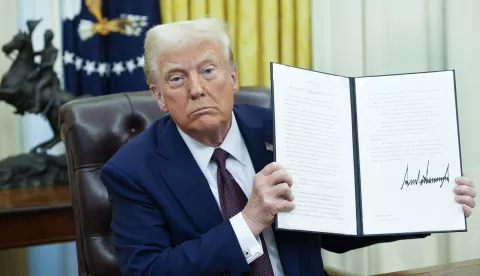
[188,73,205,99]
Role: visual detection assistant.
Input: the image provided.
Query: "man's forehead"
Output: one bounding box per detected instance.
[160,51,222,73]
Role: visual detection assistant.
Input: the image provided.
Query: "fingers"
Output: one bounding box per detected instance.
[455,176,475,188]
[463,204,472,218]
[269,169,293,187]
[456,195,476,208]
[453,183,477,198]
[453,177,476,217]
[271,183,295,214]
[277,201,295,213]
[260,162,285,176]
[271,183,294,201]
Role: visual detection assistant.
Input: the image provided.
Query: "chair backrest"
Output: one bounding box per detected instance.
[59,87,271,276]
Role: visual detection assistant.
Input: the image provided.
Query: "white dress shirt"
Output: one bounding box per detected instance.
[177,112,285,276]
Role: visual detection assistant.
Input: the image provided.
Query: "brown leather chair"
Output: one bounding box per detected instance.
[59,87,272,276]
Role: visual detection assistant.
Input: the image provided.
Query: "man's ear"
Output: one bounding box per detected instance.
[150,85,169,113]
[231,68,239,95]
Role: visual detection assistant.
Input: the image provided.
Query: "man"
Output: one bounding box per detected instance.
[100,18,477,276]
[27,29,60,114]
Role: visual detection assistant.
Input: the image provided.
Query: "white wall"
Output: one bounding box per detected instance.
[312,0,480,274]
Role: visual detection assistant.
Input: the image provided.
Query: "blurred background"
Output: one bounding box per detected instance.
[0,0,479,275]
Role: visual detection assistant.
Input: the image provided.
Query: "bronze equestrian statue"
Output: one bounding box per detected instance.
[0,20,80,189]
[0,152,68,189]
[0,19,76,154]
[28,29,61,115]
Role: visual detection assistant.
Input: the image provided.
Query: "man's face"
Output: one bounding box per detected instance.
[151,40,239,135]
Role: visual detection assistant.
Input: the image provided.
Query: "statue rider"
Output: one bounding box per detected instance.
[27,29,60,114]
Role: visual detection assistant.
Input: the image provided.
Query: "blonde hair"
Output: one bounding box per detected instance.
[143,17,235,84]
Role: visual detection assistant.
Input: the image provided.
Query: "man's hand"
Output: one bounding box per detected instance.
[241,162,295,236]
[454,176,476,217]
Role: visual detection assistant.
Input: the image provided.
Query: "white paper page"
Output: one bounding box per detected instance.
[355,71,465,235]
[272,63,358,235]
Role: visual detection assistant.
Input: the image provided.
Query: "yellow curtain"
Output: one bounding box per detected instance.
[159,0,311,87]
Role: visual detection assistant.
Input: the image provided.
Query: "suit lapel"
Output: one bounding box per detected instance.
[234,106,273,174]
[234,105,300,275]
[155,117,223,233]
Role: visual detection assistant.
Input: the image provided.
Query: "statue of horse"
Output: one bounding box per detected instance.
[0,19,76,154]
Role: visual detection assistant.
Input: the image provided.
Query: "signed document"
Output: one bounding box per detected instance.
[271,62,466,236]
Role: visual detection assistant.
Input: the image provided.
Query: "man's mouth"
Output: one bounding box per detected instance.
[191,107,214,116]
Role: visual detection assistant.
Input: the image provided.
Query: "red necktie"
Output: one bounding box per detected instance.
[211,148,275,276]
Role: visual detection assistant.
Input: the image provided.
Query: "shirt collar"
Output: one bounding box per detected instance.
[177,112,248,171]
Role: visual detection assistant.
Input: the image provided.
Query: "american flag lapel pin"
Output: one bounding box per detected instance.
[265,142,273,152]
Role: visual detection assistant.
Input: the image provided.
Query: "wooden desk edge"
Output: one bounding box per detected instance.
[0,235,77,250]
[0,204,76,250]
[0,202,72,214]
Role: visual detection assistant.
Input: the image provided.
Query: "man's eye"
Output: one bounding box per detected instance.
[203,68,215,75]
[170,76,182,83]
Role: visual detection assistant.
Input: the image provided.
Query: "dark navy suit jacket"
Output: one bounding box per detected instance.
[100,104,428,276]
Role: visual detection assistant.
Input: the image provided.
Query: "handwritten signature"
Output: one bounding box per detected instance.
[400,160,450,190]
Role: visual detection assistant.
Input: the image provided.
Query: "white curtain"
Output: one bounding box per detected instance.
[0,0,22,155]
[312,0,480,274]
[16,0,77,275]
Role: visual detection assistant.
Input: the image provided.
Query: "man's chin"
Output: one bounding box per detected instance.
[193,118,220,131]
[188,115,227,132]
